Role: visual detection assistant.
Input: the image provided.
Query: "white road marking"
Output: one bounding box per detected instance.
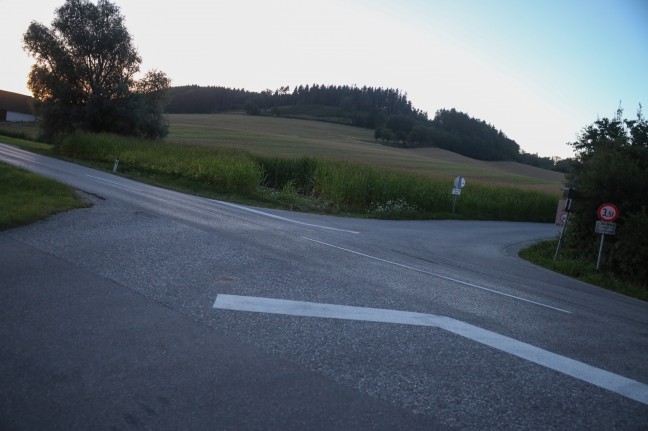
[85,174,143,192]
[302,236,571,314]
[210,199,360,234]
[213,294,648,405]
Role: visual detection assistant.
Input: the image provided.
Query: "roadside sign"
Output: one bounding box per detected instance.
[598,203,619,222]
[554,198,574,260]
[594,208,618,270]
[451,176,465,214]
[595,221,616,235]
[555,199,569,226]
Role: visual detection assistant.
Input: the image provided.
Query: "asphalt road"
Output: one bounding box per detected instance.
[1,143,647,430]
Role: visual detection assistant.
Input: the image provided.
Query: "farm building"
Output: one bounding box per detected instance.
[0,89,36,122]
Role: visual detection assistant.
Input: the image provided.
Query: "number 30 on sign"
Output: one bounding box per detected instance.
[598,203,619,222]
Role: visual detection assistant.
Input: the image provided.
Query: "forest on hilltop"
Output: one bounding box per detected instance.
[166,84,569,171]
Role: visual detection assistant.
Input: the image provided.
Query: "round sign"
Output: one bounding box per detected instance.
[597,203,619,222]
[454,176,466,189]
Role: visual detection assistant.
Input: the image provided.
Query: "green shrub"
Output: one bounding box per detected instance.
[611,210,648,289]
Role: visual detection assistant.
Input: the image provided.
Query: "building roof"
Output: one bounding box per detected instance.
[0,90,35,115]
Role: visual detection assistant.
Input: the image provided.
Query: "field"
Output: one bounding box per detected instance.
[166,113,566,195]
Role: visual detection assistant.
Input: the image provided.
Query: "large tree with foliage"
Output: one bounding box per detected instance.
[23,0,170,140]
[566,106,648,288]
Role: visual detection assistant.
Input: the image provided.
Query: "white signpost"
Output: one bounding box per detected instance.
[595,221,617,235]
[451,176,466,214]
[554,198,573,261]
[595,203,619,270]
[554,188,580,261]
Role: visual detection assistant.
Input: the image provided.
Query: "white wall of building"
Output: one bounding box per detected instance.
[6,111,36,122]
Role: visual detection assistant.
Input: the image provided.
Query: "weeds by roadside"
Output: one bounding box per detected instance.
[0,162,87,230]
[519,239,647,301]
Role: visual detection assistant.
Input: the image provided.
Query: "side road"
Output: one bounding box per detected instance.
[0,234,442,430]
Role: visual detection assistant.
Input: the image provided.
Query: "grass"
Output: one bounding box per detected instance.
[0,123,51,152]
[166,113,565,194]
[0,162,87,230]
[52,131,558,221]
[519,239,647,301]
[0,122,40,140]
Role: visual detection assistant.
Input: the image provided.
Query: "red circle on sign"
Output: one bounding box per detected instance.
[598,203,619,222]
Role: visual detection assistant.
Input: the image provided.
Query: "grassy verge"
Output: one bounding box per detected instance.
[519,239,647,301]
[0,162,87,230]
[53,132,558,221]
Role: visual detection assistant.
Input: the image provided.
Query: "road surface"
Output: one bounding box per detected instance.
[1,143,647,430]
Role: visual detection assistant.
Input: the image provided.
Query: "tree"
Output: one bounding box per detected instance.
[243,99,261,115]
[431,109,521,161]
[22,0,170,140]
[566,106,648,288]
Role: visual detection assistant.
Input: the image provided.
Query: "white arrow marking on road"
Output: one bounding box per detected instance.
[214,294,648,406]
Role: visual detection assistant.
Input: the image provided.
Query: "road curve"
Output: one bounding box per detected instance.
[1,143,647,430]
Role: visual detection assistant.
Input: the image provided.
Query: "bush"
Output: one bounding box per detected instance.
[565,107,648,289]
[612,210,648,288]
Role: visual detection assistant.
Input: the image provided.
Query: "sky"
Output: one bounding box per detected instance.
[2,0,647,159]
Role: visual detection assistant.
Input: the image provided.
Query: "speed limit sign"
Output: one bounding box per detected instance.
[598,203,619,222]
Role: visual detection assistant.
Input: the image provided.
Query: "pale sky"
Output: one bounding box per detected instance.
[2,0,647,158]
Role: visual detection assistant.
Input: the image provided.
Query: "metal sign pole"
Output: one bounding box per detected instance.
[452,195,458,214]
[596,233,606,271]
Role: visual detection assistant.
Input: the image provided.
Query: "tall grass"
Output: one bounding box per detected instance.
[311,160,555,221]
[520,239,647,301]
[55,132,557,221]
[58,132,263,194]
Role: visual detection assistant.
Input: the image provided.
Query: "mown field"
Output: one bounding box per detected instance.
[166,113,566,194]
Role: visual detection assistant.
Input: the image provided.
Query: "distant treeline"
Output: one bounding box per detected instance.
[166,84,570,171]
[166,84,425,126]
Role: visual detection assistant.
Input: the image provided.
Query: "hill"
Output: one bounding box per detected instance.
[166,84,569,171]
[166,113,564,194]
